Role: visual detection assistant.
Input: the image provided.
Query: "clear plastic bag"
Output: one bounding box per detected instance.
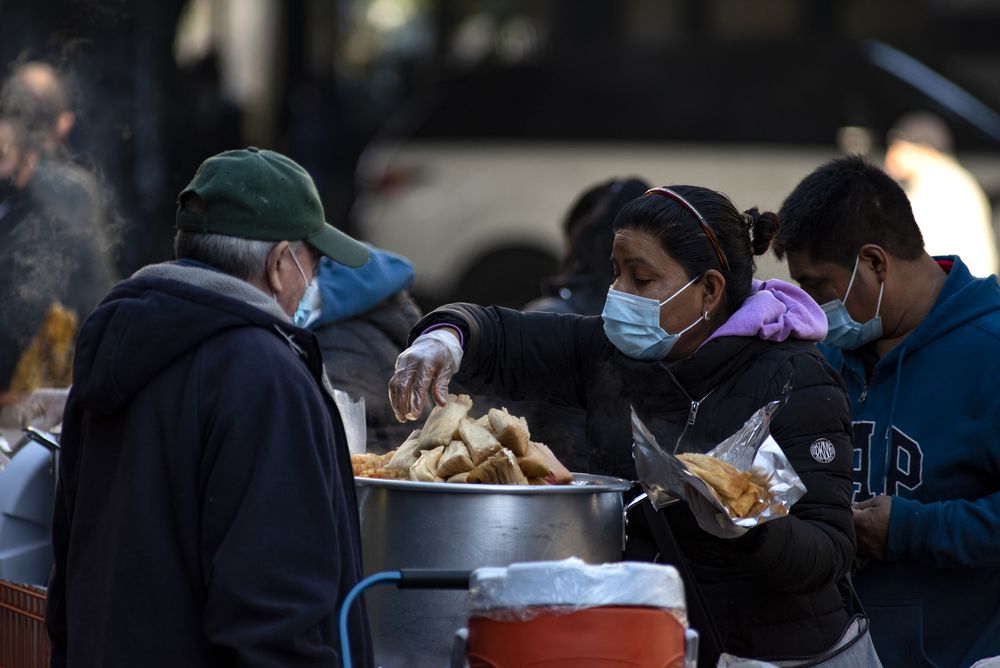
[632,399,807,539]
[467,558,687,625]
[331,388,367,454]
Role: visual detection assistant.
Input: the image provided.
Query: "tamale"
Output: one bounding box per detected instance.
[523,441,573,484]
[410,446,446,482]
[385,429,424,471]
[437,440,475,478]
[487,407,530,456]
[457,418,502,465]
[516,442,552,478]
[727,484,761,517]
[676,452,751,500]
[419,394,473,448]
[467,448,529,485]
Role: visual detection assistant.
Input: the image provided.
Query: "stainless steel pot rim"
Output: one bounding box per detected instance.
[354,472,633,494]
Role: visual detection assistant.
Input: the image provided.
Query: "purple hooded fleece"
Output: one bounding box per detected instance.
[701,278,827,346]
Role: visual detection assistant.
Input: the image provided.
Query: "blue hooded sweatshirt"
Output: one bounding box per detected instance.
[310,246,414,327]
[820,256,1000,668]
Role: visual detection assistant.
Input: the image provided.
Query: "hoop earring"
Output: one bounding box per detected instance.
[704,309,712,321]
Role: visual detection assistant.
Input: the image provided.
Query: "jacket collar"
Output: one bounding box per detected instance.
[615,335,768,410]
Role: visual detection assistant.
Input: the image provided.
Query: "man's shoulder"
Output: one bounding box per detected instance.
[203,324,309,368]
[928,302,1000,349]
[967,308,1000,340]
[197,327,328,415]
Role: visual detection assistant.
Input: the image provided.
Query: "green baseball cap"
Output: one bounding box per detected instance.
[176,147,369,267]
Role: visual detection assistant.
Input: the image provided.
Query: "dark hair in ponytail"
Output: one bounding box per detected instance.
[743,207,780,257]
[613,185,779,317]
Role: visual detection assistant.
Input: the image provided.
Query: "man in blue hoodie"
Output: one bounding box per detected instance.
[46,147,374,667]
[774,155,1000,668]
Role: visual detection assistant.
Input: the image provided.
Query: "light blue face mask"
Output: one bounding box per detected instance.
[821,256,884,350]
[288,244,318,328]
[602,275,704,361]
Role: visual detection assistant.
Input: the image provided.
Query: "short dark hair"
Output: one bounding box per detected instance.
[614,185,778,317]
[773,155,923,267]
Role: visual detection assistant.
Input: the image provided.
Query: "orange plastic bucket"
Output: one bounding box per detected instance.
[467,604,686,668]
[464,560,693,668]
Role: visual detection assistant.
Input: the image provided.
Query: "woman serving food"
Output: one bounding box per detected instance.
[388,185,878,665]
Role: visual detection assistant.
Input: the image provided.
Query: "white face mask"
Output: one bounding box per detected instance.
[601,275,703,361]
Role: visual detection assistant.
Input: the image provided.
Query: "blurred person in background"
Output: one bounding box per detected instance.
[47,148,373,667]
[0,62,117,241]
[501,176,651,472]
[0,61,76,156]
[775,155,1000,668]
[0,96,115,404]
[0,61,120,243]
[304,246,423,452]
[884,111,997,277]
[524,177,651,314]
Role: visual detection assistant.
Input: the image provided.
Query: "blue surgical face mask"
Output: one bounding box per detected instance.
[821,256,884,350]
[288,244,318,328]
[602,275,704,361]
[294,280,319,328]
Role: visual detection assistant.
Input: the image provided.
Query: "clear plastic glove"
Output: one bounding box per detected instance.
[389,328,464,422]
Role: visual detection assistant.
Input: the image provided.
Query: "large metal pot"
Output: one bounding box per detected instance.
[355,473,632,668]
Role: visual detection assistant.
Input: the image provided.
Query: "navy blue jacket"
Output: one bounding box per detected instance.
[821,257,1000,668]
[46,263,372,667]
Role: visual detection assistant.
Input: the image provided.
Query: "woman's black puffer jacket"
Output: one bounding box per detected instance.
[413,304,857,660]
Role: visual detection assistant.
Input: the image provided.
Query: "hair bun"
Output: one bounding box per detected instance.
[743,208,780,256]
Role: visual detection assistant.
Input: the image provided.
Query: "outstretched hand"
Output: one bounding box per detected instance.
[388,328,464,422]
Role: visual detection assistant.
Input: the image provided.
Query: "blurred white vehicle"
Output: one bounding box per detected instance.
[353,41,1000,309]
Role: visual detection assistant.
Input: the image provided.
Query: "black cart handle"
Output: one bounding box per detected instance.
[397,569,472,590]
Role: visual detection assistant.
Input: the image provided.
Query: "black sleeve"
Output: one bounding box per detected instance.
[732,351,857,594]
[412,303,607,409]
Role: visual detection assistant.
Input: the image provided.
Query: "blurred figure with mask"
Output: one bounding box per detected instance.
[0,62,117,404]
[0,62,112,232]
[884,111,997,277]
[0,115,115,404]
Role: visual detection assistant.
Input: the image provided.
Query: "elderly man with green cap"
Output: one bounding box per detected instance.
[46,148,374,668]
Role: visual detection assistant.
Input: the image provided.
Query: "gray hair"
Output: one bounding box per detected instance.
[174,230,274,282]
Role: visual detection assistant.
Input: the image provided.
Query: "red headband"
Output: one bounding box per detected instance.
[644,186,731,273]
